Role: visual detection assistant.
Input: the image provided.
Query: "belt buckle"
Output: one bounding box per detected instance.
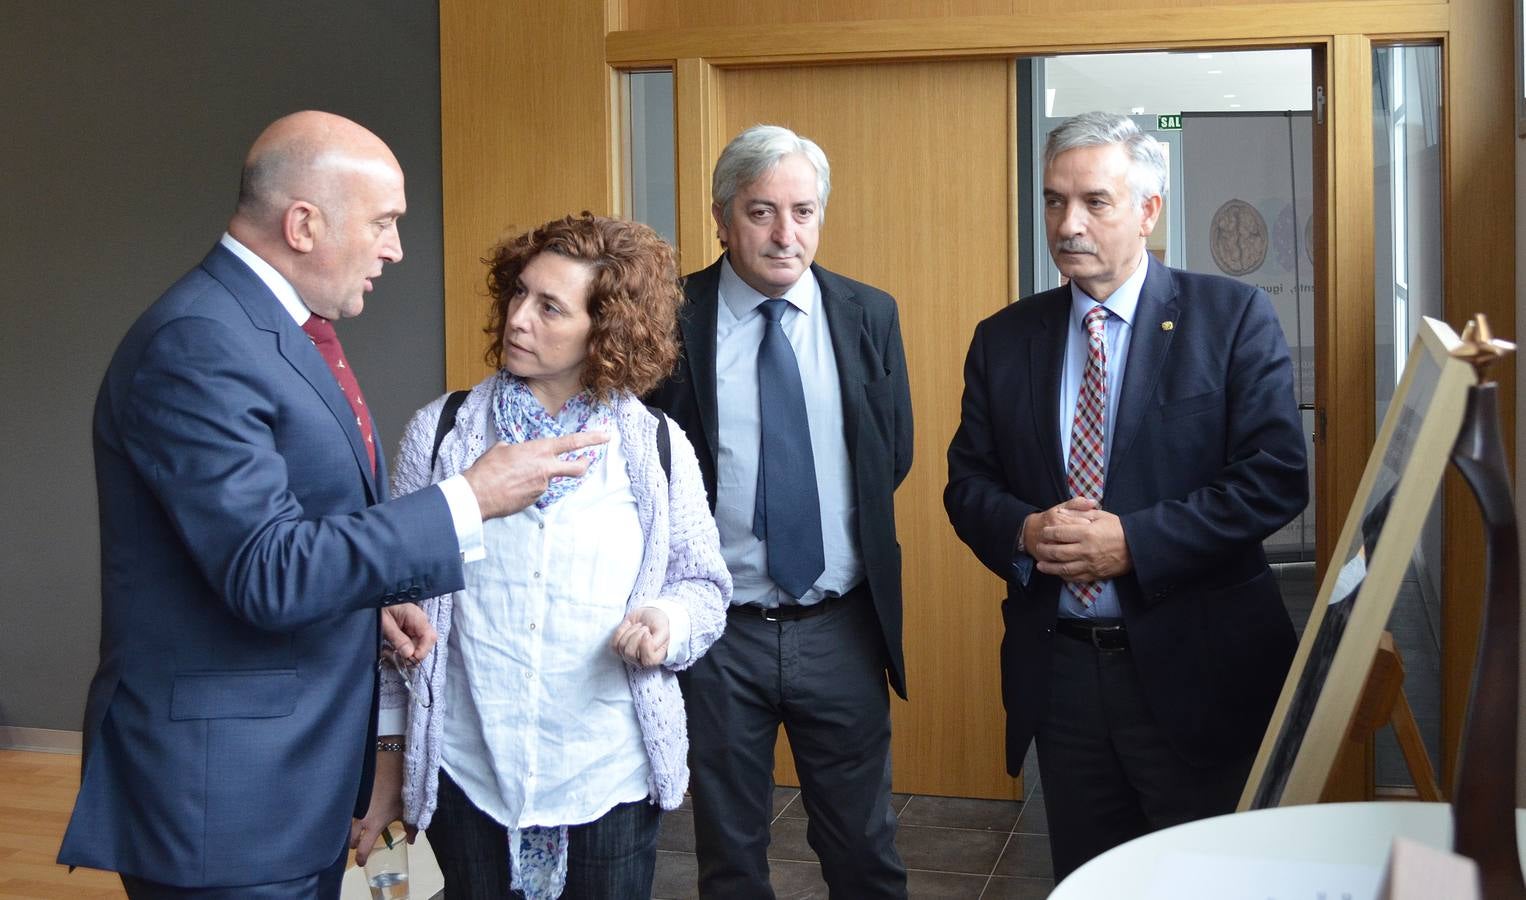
[760,606,784,623]
[1090,624,1123,651]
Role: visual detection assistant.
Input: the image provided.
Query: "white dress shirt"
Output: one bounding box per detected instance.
[217,233,483,561]
[712,257,861,607]
[440,424,691,827]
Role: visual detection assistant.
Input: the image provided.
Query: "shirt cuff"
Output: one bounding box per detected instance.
[640,598,693,668]
[437,474,485,563]
[1011,552,1035,586]
[377,706,408,736]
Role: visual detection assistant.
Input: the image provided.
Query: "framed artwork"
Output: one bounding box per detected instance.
[1241,316,1476,809]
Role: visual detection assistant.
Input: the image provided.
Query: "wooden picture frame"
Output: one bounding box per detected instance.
[1241,316,1476,809]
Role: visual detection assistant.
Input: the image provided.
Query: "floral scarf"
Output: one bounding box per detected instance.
[491,370,612,510]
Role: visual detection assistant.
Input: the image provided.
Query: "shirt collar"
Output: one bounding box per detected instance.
[1068,250,1149,329]
[718,254,819,321]
[220,232,311,326]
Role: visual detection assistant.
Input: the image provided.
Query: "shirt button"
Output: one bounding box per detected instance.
[533,571,541,578]
[538,523,544,530]
[529,623,537,631]
[524,670,533,679]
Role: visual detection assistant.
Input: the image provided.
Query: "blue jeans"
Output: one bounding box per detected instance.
[427,769,660,899]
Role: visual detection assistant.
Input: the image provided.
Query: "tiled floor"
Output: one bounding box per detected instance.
[652,750,1054,900]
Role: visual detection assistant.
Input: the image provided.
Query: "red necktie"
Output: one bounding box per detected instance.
[301,315,376,475]
[1065,305,1108,606]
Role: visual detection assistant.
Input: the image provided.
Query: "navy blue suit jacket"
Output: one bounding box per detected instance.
[648,258,914,698]
[58,245,465,887]
[945,258,1307,772]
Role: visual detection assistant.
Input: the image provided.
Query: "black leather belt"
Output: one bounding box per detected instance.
[729,584,865,623]
[1055,617,1129,651]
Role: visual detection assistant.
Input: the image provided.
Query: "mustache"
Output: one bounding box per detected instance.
[1056,237,1098,254]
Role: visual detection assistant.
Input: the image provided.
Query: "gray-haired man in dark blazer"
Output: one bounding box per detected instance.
[649,124,913,898]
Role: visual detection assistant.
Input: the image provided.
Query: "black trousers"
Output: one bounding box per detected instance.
[681,591,907,899]
[425,769,661,900]
[1037,632,1253,882]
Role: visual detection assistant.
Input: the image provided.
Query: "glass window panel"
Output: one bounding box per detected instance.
[623,70,676,245]
[1371,42,1444,794]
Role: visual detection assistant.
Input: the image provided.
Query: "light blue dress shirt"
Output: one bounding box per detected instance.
[713,257,861,607]
[1016,254,1150,619]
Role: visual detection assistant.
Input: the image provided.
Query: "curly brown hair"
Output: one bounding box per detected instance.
[482,213,683,400]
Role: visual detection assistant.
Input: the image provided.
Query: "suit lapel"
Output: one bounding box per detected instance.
[1030,290,1070,499]
[1110,258,1179,470]
[681,261,723,467]
[203,246,381,504]
[817,266,868,453]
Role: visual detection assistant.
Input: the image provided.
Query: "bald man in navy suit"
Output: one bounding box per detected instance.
[59,111,603,898]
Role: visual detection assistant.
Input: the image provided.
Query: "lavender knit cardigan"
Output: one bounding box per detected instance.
[382,378,731,830]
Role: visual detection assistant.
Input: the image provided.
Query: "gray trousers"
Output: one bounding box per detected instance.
[680,588,907,899]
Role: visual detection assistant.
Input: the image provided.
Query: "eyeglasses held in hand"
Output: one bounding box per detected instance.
[379,650,433,709]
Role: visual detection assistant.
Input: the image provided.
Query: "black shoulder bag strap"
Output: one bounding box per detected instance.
[645,403,671,480]
[430,390,470,470]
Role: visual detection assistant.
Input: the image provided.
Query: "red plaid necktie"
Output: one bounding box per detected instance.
[1065,305,1109,606]
[301,315,376,475]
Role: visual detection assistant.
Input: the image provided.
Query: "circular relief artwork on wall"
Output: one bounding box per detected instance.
[1210,198,1269,277]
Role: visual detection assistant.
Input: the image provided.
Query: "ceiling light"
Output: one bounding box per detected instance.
[1207,69,1223,75]
[1223,93,1237,99]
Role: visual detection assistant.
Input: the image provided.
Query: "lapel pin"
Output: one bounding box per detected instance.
[1160,321,1175,332]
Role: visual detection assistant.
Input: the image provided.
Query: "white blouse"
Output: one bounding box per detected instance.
[438,425,690,828]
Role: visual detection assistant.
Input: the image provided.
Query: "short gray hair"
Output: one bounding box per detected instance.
[712,125,831,220]
[1044,111,1166,208]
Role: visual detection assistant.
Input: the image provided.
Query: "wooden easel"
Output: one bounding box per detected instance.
[1341,630,1443,802]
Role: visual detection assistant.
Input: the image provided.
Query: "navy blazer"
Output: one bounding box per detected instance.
[648,258,914,698]
[59,245,466,887]
[945,258,1307,771]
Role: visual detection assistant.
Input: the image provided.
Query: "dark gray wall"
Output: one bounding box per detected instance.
[1,1,446,732]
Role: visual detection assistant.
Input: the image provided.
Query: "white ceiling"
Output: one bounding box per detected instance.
[1044,49,1313,118]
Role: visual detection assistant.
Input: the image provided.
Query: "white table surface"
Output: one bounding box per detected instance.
[1051,802,1526,899]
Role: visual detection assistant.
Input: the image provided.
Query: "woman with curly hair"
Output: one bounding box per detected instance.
[354,212,731,899]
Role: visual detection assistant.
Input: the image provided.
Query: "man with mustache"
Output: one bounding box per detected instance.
[945,111,1307,880]
[649,124,913,897]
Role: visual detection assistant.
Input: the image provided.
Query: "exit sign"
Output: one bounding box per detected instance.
[1157,114,1182,130]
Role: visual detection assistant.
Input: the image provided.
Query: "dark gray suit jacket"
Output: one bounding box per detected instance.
[648,257,914,698]
[945,257,1307,771]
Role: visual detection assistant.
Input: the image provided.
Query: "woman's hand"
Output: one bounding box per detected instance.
[350,746,416,864]
[611,607,670,667]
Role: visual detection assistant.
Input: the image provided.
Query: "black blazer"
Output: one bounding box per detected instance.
[648,258,914,698]
[945,258,1307,772]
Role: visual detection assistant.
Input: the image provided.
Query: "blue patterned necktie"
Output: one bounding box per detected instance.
[752,298,825,599]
